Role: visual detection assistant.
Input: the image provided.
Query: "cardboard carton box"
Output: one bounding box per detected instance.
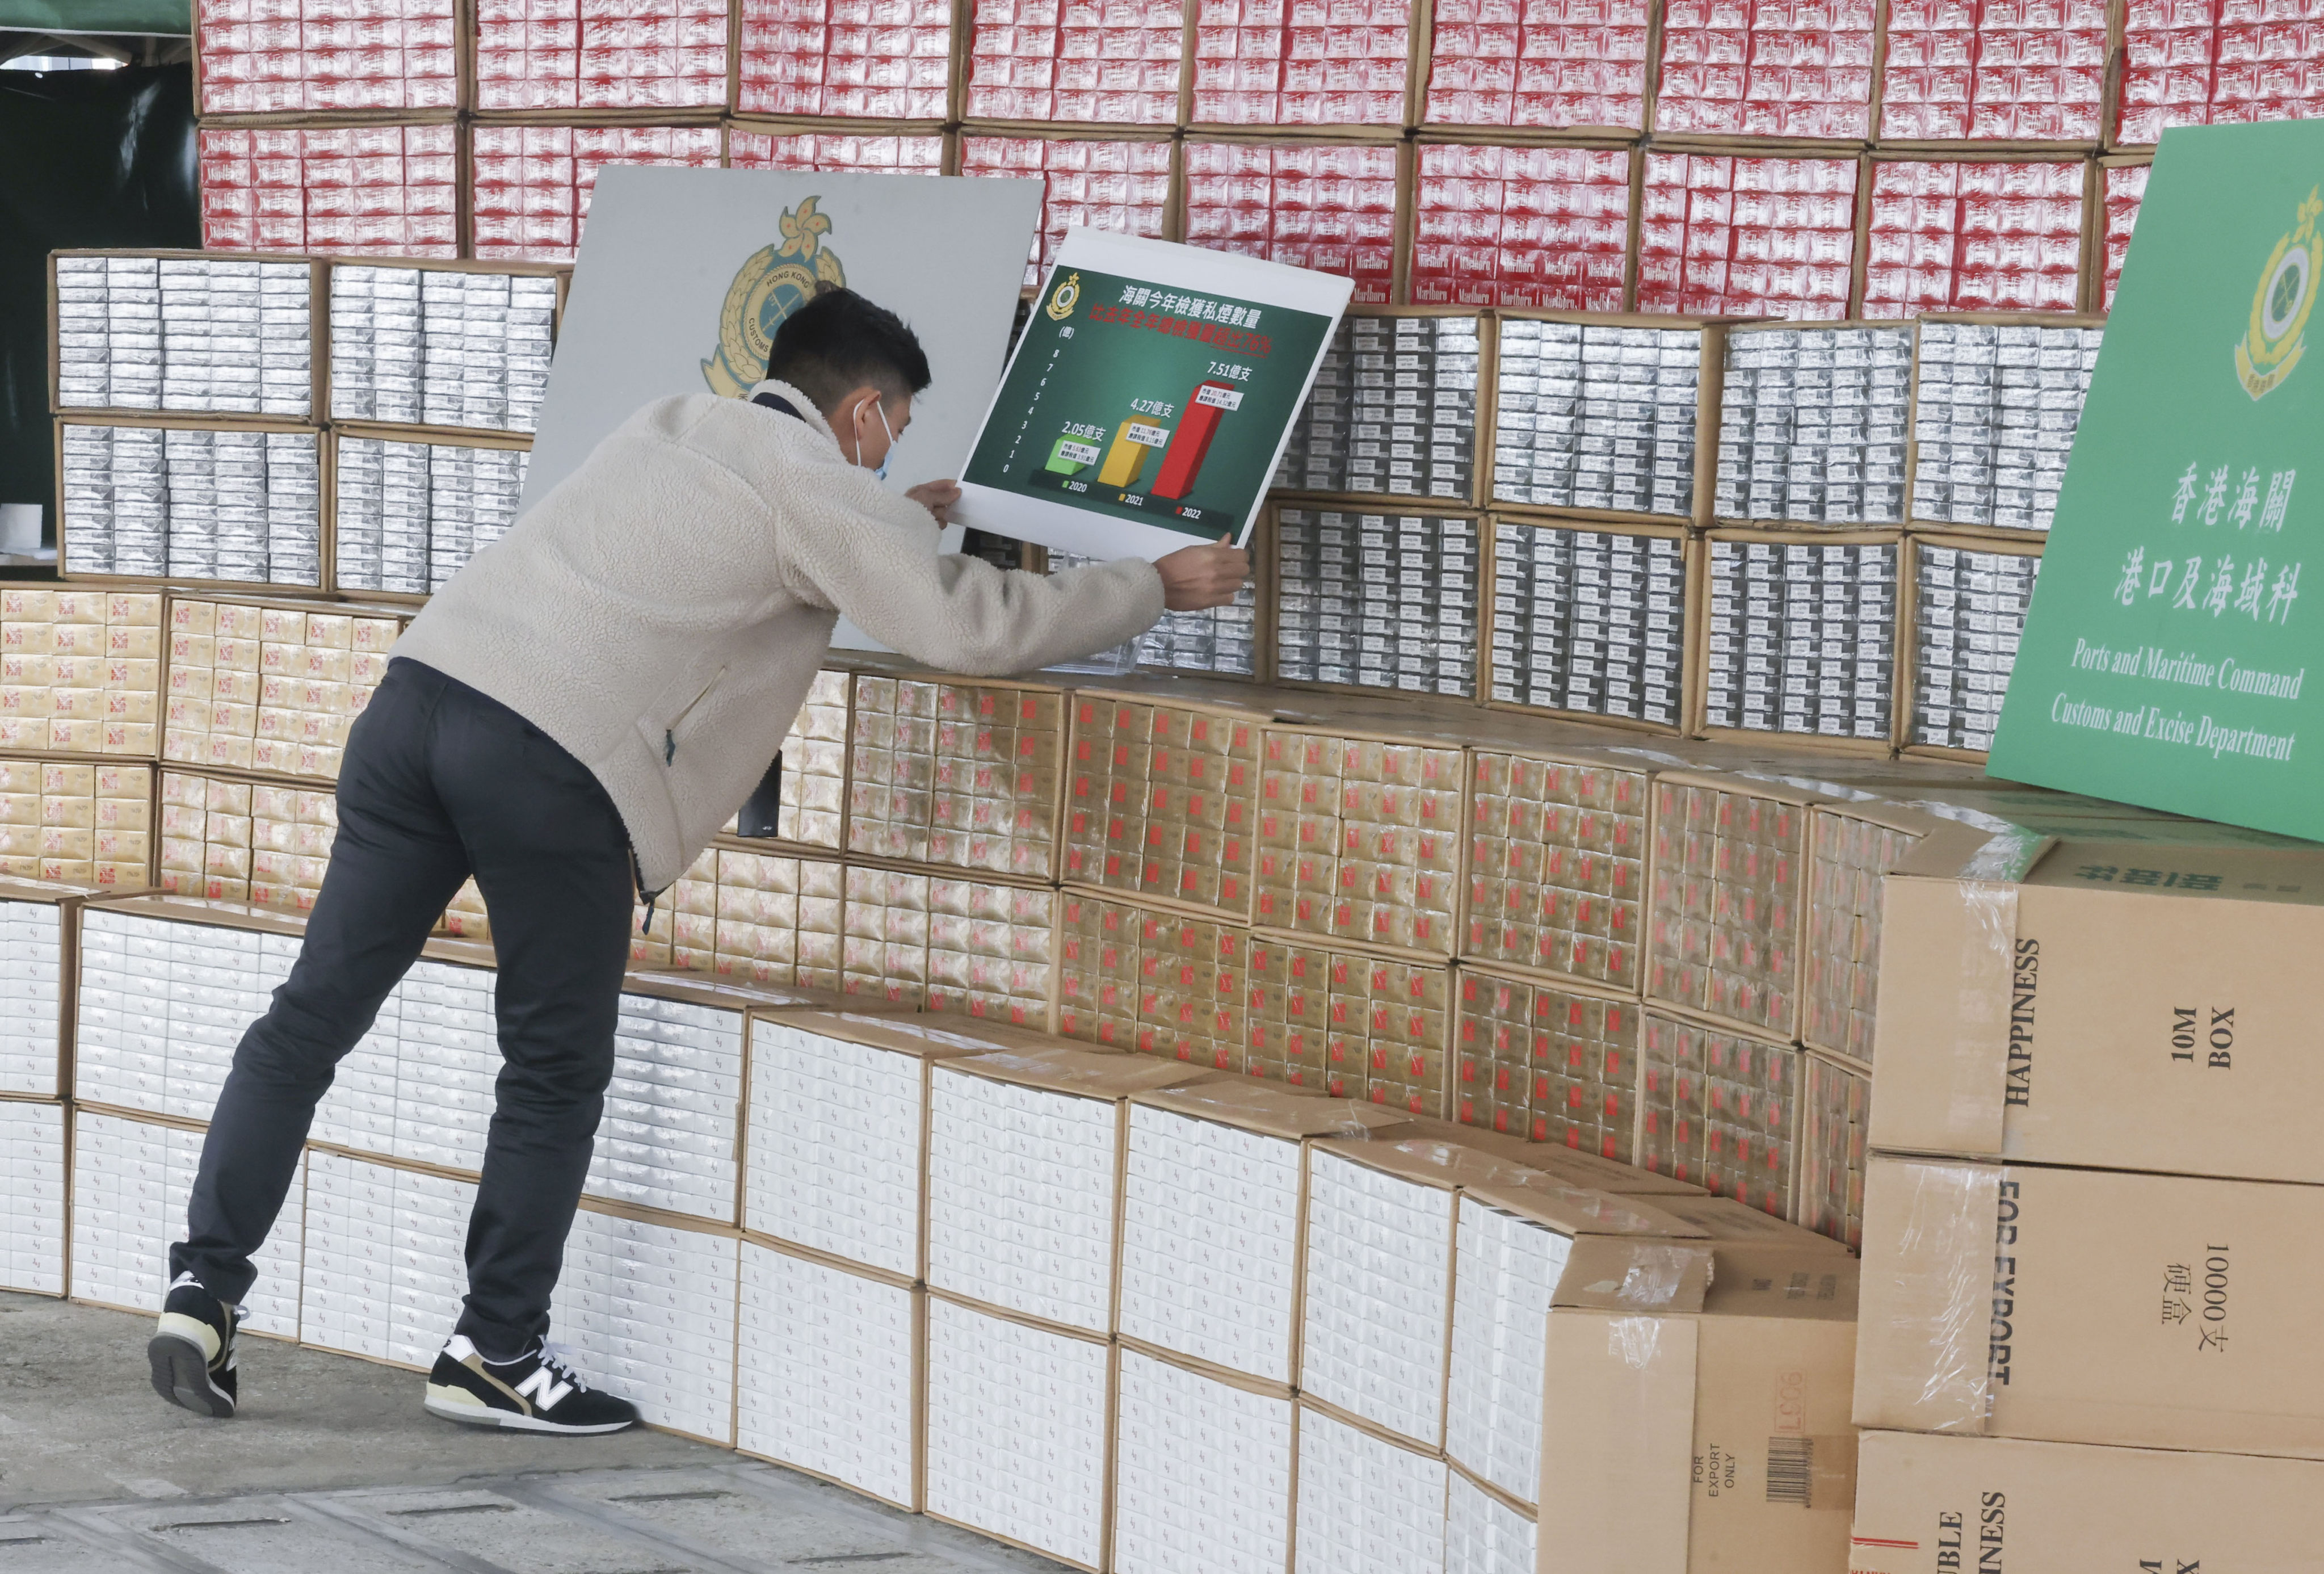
[1541,1241,1859,1574]
[1855,1155,2324,1457]
[1850,1429,2324,1573]
[1873,828,2324,1183]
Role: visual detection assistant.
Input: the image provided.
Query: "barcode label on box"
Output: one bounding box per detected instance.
[1766,1436,1814,1507]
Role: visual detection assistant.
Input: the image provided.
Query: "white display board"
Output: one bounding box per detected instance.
[523,166,1044,648]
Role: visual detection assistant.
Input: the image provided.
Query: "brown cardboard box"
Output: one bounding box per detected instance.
[1645,1192,1853,1253]
[1872,828,2324,1182]
[1849,1429,2324,1573]
[1855,1154,2324,1457]
[1541,1242,1859,1574]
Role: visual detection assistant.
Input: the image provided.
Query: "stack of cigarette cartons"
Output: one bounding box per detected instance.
[1904,538,2042,755]
[1274,313,1482,503]
[1058,892,1249,1071]
[160,596,406,779]
[844,670,1065,880]
[922,1039,1210,1569]
[0,878,94,1298]
[0,587,165,758]
[1854,827,2324,1555]
[736,1010,1032,1508]
[1463,741,1649,990]
[1714,324,1915,527]
[1059,689,1266,917]
[1484,518,1690,729]
[1254,724,1465,955]
[1273,507,1483,698]
[1490,317,1713,520]
[1113,1080,1406,1571]
[0,759,153,888]
[1700,533,1900,745]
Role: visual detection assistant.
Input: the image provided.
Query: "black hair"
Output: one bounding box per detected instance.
[765,286,932,415]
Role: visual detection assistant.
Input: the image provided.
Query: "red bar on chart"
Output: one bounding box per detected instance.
[1150,382,1239,501]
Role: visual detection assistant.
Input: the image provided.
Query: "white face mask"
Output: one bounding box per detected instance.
[856,397,897,481]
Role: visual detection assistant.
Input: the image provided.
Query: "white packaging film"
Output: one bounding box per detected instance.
[73,1109,303,1337]
[1117,1103,1301,1384]
[75,911,293,1123]
[333,437,532,596]
[926,1067,1116,1333]
[1298,1147,1453,1446]
[57,255,309,419]
[1444,1195,1573,1505]
[301,1149,468,1367]
[743,1018,923,1278]
[1113,1348,1293,1574]
[0,900,63,1097]
[736,1241,917,1506]
[328,266,555,433]
[1293,1404,1449,1574]
[924,1295,1111,1570]
[60,423,322,585]
[1444,1468,1540,1574]
[0,1100,66,1294]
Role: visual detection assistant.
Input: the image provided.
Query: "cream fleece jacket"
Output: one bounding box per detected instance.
[392,378,1167,893]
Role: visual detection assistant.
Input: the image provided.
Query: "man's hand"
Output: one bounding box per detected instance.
[1155,540,1250,611]
[907,480,961,526]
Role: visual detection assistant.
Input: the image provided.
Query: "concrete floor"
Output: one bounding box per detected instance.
[0,1292,1065,1573]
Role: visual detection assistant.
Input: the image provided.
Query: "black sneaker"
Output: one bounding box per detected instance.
[423,1336,638,1434]
[148,1271,241,1418]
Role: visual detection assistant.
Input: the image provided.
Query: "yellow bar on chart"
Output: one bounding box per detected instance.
[1098,420,1151,489]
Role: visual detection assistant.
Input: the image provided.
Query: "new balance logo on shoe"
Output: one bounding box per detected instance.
[423,1334,637,1435]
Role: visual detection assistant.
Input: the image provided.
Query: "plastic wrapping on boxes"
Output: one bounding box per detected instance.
[0,1100,66,1295]
[162,601,402,780]
[1412,146,1630,310]
[76,907,293,1124]
[1861,161,2085,317]
[55,255,310,418]
[1275,316,1482,501]
[1293,1402,1449,1574]
[1701,537,1898,742]
[195,0,458,115]
[74,1109,304,1338]
[736,0,952,117]
[1911,321,2100,532]
[1879,0,2106,141]
[549,1205,739,1443]
[61,426,321,587]
[1422,0,1649,130]
[301,1149,467,1367]
[1491,318,1702,515]
[1274,510,1481,700]
[1182,144,1397,303]
[2116,0,2324,144]
[1653,0,1875,137]
[1113,1348,1295,1574]
[737,1241,919,1506]
[923,1295,1112,1571]
[473,0,728,112]
[197,126,459,257]
[1061,694,1260,916]
[1714,325,1914,526]
[1299,1141,1460,1445]
[1444,1193,1570,1501]
[728,130,946,177]
[1911,541,2040,751]
[1637,155,1857,321]
[959,138,1173,292]
[1487,522,1687,727]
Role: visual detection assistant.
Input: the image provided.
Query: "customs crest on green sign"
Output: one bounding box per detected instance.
[1991,122,2324,837]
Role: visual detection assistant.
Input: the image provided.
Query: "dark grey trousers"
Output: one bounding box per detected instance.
[171,657,638,1358]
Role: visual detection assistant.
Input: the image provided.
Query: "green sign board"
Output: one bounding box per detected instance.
[1991,120,2324,837]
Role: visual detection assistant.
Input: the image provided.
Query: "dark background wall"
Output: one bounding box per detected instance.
[0,63,198,543]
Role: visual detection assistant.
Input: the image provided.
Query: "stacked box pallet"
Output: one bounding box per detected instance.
[1850,825,2324,1554]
